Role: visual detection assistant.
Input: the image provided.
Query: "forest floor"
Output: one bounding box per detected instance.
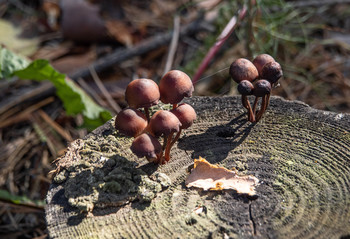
[1,0,350,238]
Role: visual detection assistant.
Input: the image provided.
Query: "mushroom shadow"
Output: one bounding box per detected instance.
[177,113,255,164]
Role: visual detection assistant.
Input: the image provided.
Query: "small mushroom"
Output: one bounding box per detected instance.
[148,110,182,162]
[229,58,259,84]
[115,108,148,137]
[130,133,162,163]
[253,79,272,121]
[252,54,275,76]
[170,103,197,130]
[148,110,182,137]
[125,78,160,121]
[159,70,194,108]
[261,61,283,84]
[169,103,197,151]
[237,80,255,122]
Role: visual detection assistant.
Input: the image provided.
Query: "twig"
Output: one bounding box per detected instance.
[70,15,208,80]
[37,109,73,142]
[192,5,248,85]
[76,77,108,108]
[89,66,121,114]
[0,97,55,128]
[163,15,181,75]
[0,82,52,116]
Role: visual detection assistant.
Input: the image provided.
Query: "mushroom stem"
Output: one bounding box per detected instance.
[256,94,268,121]
[169,129,182,150]
[242,95,255,122]
[144,107,150,122]
[247,101,255,123]
[241,95,248,109]
[252,96,259,116]
[164,133,174,162]
[162,135,168,151]
[265,93,271,109]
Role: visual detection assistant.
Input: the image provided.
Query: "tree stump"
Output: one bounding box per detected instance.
[46,96,350,239]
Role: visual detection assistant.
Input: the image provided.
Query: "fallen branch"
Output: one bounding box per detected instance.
[69,16,209,80]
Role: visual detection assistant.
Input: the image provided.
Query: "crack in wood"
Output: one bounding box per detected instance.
[249,202,257,236]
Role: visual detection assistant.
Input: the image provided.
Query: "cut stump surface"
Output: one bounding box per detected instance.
[46,96,350,239]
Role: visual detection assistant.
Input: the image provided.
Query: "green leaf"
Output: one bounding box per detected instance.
[14,59,112,129]
[0,46,29,78]
[0,189,45,208]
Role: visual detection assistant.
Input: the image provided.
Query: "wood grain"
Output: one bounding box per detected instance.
[46,96,350,239]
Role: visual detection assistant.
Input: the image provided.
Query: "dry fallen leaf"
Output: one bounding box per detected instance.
[185,157,259,196]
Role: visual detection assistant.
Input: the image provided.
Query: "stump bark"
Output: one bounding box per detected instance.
[46,96,350,239]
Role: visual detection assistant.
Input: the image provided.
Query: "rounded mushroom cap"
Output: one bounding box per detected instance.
[170,103,197,129]
[115,108,148,137]
[159,70,194,104]
[125,78,160,108]
[130,133,162,162]
[253,79,272,97]
[148,110,181,137]
[229,58,259,83]
[261,61,283,84]
[252,54,275,76]
[237,80,255,95]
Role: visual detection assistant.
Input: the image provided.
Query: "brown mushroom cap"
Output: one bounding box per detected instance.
[237,80,255,95]
[229,58,259,83]
[159,70,194,104]
[170,103,197,129]
[253,79,272,97]
[148,110,181,137]
[252,54,275,76]
[261,61,283,84]
[115,108,148,137]
[125,78,160,108]
[130,133,162,161]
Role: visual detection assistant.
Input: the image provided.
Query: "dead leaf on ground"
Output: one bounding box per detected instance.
[185,157,259,196]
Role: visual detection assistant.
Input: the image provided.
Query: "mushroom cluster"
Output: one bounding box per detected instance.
[229,54,283,122]
[115,70,196,164]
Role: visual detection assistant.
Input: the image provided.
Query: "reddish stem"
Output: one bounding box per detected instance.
[169,129,182,150]
[164,133,174,162]
[256,94,268,121]
[144,107,150,122]
[242,95,248,109]
[252,96,259,116]
[246,100,255,122]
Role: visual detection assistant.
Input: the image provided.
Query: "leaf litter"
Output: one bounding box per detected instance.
[186,157,259,196]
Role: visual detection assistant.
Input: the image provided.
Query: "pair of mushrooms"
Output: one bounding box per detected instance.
[230,54,283,122]
[115,70,196,164]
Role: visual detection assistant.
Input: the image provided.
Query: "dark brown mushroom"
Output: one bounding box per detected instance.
[115,108,148,137]
[125,78,160,121]
[237,80,255,122]
[159,70,194,108]
[252,54,275,76]
[253,79,272,122]
[261,61,283,84]
[130,133,162,163]
[229,58,259,84]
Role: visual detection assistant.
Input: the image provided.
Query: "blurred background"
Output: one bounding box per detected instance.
[0,0,350,238]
